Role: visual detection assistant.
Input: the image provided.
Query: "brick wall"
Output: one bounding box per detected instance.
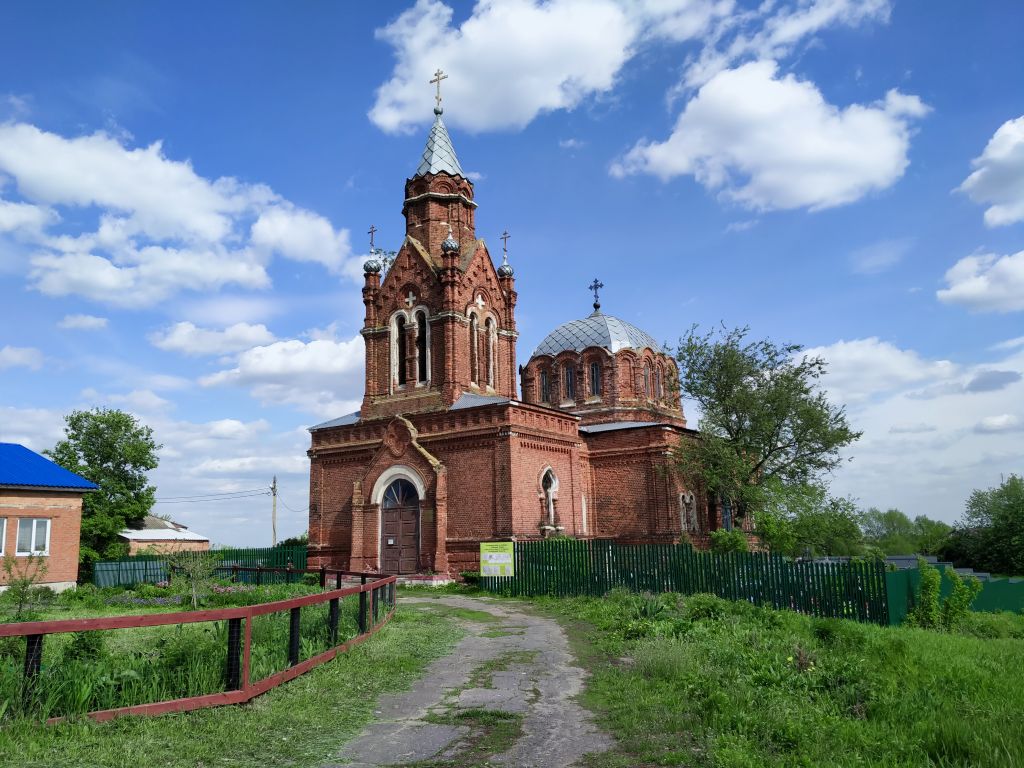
[0,489,83,588]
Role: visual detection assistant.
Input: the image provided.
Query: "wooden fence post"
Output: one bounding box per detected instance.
[358,576,368,634]
[288,607,301,666]
[328,598,340,644]
[319,565,327,589]
[335,570,342,589]
[22,634,43,707]
[226,618,243,690]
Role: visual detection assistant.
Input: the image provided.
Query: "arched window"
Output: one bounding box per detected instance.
[656,366,663,399]
[589,361,601,397]
[395,316,407,386]
[469,313,479,384]
[643,363,651,398]
[542,469,558,526]
[540,369,550,403]
[416,311,428,383]
[485,317,496,388]
[382,478,419,508]
[564,363,576,400]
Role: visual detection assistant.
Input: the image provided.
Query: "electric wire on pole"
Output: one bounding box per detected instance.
[271,475,278,547]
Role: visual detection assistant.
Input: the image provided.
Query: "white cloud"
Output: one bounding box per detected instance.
[681,0,891,89]
[150,321,276,357]
[975,414,1021,434]
[937,250,1024,313]
[250,205,356,277]
[369,0,732,134]
[888,423,936,434]
[612,60,928,211]
[559,138,586,150]
[0,198,55,236]
[992,336,1024,351]
[200,334,364,417]
[0,345,43,370]
[804,337,957,404]
[58,313,108,330]
[109,388,173,413]
[958,115,1024,227]
[0,122,357,307]
[849,237,914,275]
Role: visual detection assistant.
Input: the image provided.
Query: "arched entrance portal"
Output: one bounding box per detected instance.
[381,478,420,574]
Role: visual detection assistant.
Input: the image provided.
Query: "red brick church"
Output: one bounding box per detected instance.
[306,97,739,576]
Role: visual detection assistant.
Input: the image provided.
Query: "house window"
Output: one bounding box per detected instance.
[0,518,5,555]
[540,369,550,402]
[16,518,50,556]
[395,316,408,385]
[416,311,428,383]
[589,361,601,397]
[564,364,576,400]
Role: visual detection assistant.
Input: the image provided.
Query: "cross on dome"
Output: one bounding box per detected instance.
[368,224,377,250]
[430,68,448,115]
[589,278,604,312]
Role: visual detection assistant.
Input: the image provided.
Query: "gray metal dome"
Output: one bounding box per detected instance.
[532,310,662,357]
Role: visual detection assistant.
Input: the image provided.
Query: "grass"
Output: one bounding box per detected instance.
[0,581,366,721]
[414,709,524,768]
[531,589,1024,768]
[0,603,463,767]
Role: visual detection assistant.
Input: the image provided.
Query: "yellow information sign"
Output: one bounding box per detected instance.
[480,541,515,577]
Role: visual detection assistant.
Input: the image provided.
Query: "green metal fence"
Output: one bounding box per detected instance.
[93,546,308,587]
[885,565,1024,625]
[479,539,890,625]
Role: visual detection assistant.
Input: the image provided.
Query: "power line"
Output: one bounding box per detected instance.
[154,491,270,505]
[279,496,310,514]
[157,487,267,501]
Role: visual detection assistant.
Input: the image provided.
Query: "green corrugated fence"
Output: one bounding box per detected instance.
[479,539,890,625]
[93,546,308,587]
[885,565,1024,624]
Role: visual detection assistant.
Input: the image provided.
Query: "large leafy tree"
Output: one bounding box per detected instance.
[860,508,952,555]
[46,408,161,571]
[943,475,1024,576]
[673,325,861,522]
[754,480,864,557]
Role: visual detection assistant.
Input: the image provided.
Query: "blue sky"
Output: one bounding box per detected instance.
[1,0,1022,546]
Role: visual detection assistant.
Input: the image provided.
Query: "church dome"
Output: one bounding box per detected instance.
[533,310,661,357]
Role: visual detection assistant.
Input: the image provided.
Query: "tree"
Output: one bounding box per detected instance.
[911,515,952,555]
[673,325,861,520]
[46,408,161,573]
[755,480,863,557]
[943,475,1024,576]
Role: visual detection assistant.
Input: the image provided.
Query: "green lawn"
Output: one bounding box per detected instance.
[0,604,462,767]
[533,590,1024,768]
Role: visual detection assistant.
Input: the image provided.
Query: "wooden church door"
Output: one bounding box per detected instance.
[380,479,420,574]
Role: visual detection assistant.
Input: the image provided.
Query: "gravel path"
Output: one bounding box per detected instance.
[327,594,612,768]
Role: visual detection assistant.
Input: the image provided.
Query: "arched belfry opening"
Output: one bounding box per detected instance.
[380,478,420,574]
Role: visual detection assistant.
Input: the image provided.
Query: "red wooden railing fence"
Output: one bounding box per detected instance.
[0,569,397,724]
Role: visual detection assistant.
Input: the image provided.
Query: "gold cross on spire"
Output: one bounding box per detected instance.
[430,68,448,112]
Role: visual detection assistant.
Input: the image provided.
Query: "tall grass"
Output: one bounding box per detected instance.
[537,589,1024,767]
[0,582,366,722]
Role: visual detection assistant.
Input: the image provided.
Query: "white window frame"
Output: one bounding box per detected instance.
[16,518,50,556]
[0,517,5,556]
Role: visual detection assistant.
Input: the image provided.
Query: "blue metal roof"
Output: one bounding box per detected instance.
[0,442,97,490]
[533,310,662,357]
[308,411,361,432]
[450,393,510,410]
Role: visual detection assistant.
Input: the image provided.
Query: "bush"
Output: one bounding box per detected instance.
[941,569,982,631]
[62,631,107,663]
[709,529,748,553]
[680,593,729,622]
[460,570,481,586]
[907,556,941,629]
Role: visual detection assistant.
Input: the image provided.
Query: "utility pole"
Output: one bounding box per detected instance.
[271,475,278,546]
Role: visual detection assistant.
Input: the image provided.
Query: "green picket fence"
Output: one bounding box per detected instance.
[885,566,1024,625]
[479,539,890,626]
[93,546,308,587]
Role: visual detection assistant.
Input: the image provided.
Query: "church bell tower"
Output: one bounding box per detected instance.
[358,70,518,421]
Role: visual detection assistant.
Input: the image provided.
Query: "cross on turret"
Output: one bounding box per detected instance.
[368,224,377,250]
[589,278,604,312]
[430,68,448,113]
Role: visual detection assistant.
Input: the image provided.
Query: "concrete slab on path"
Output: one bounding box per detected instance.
[329,594,613,768]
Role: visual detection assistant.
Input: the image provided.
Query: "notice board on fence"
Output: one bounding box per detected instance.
[480,541,514,577]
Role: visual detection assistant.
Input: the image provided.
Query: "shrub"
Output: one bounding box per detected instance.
[680,593,729,622]
[709,529,748,553]
[460,570,481,586]
[62,631,107,663]
[940,569,982,632]
[907,556,941,629]
[0,554,49,621]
